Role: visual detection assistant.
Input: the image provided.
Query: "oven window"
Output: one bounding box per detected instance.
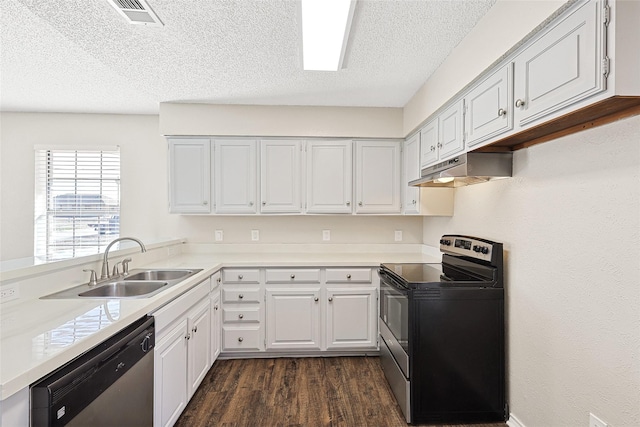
[380,278,409,352]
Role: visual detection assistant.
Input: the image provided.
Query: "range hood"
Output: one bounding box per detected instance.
[409,152,513,188]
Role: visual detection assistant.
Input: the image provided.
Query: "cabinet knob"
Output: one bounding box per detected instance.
[346,201,351,206]
[192,326,198,333]
[412,200,417,205]
[238,314,244,319]
[203,201,208,205]
[346,274,352,279]
[498,108,507,116]
[358,201,363,206]
[314,297,319,302]
[238,337,244,342]
[238,294,244,299]
[328,297,333,302]
[437,142,443,148]
[262,201,266,205]
[217,277,221,283]
[290,274,295,279]
[515,99,525,108]
[238,275,243,280]
[249,201,254,206]
[185,333,191,340]
[430,145,436,151]
[214,305,218,310]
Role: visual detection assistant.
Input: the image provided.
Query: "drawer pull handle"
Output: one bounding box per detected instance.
[290,274,295,279]
[239,314,244,319]
[346,274,352,279]
[238,274,243,280]
[238,337,244,342]
[239,294,244,299]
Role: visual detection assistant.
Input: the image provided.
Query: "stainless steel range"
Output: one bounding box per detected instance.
[378,235,507,424]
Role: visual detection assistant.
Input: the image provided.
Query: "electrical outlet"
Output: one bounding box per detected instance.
[589,413,608,427]
[215,230,224,241]
[1,283,20,303]
[395,230,403,242]
[251,229,259,241]
[322,230,331,241]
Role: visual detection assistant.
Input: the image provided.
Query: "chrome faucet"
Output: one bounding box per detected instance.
[101,237,147,279]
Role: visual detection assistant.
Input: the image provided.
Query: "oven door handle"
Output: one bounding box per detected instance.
[378,269,409,292]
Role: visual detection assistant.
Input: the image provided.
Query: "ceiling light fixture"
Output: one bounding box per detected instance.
[301,0,356,71]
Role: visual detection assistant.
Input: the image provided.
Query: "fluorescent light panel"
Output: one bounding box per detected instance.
[301,0,355,71]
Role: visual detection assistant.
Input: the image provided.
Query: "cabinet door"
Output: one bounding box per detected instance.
[403,134,421,215]
[187,300,211,399]
[438,100,465,159]
[513,0,604,127]
[154,319,188,427]
[211,289,221,362]
[213,139,258,214]
[419,119,438,168]
[306,140,353,213]
[354,140,401,214]
[260,140,302,213]
[168,138,211,213]
[465,64,514,148]
[326,287,377,350]
[266,288,321,350]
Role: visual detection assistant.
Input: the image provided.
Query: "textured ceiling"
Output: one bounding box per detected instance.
[1,0,497,114]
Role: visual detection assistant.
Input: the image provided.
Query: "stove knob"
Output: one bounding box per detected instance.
[439,239,444,244]
[445,240,451,245]
[481,247,489,254]
[472,245,480,252]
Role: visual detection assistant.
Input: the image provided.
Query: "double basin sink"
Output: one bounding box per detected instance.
[42,269,203,299]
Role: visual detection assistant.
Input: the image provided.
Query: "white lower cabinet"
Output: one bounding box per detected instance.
[210,272,222,362]
[326,287,378,349]
[265,287,322,350]
[153,280,212,427]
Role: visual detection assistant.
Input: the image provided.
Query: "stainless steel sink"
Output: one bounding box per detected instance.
[125,269,196,281]
[78,281,168,298]
[41,268,203,299]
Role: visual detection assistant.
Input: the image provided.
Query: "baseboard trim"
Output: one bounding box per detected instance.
[507,413,526,427]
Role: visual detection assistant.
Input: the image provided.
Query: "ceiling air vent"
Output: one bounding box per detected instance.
[107,0,163,26]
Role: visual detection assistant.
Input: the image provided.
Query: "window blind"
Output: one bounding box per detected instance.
[34,148,121,261]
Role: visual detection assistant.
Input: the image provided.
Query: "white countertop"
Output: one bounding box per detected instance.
[0,247,438,400]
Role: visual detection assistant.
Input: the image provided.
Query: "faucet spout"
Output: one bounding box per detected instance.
[101,237,147,279]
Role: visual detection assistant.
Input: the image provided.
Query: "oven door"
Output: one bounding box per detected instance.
[378,268,409,376]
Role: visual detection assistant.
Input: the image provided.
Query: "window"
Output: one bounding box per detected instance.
[34,147,120,261]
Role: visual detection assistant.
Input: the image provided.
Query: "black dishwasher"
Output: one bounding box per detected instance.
[31,315,155,427]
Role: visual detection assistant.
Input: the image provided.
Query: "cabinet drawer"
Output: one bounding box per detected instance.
[222,326,261,351]
[265,269,321,284]
[222,269,260,284]
[222,287,260,303]
[223,306,261,323]
[326,268,372,283]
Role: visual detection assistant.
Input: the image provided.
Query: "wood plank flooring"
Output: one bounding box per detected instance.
[176,356,507,427]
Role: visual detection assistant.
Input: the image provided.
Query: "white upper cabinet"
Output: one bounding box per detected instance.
[465,64,514,148]
[355,140,402,214]
[260,140,302,213]
[513,0,604,127]
[419,100,465,169]
[419,118,438,168]
[403,134,421,215]
[438,100,465,160]
[306,140,353,214]
[168,138,211,213]
[213,139,258,214]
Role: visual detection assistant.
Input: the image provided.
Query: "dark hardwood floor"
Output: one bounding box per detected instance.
[176,356,507,427]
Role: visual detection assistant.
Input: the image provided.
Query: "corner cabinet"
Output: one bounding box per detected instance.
[354,140,401,214]
[305,140,353,214]
[213,139,258,214]
[168,138,211,213]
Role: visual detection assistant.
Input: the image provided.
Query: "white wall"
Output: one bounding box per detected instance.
[423,115,640,427]
[0,112,421,261]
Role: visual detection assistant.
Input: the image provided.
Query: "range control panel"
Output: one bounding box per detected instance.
[439,235,495,262]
